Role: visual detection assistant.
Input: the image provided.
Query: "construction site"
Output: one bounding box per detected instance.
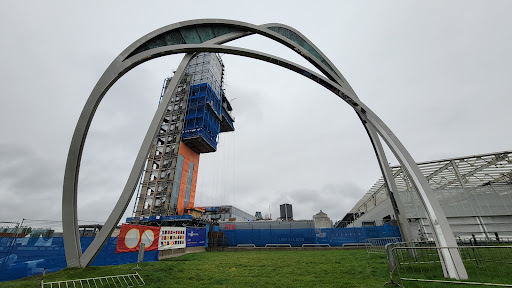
[1,15,511,287]
[132,52,235,218]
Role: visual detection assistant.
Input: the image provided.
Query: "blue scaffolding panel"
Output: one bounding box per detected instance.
[182,83,222,153]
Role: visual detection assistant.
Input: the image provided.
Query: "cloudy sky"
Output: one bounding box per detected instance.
[1,1,511,226]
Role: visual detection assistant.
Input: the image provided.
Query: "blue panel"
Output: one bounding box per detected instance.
[160,215,193,221]
[186,228,206,247]
[219,226,401,247]
[182,83,222,150]
[205,225,210,247]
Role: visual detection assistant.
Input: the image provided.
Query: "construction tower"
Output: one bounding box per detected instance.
[133,53,235,217]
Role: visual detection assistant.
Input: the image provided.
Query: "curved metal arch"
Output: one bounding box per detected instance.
[62,20,467,279]
[118,19,343,82]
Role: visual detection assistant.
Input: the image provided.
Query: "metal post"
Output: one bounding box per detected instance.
[41,268,46,288]
[134,242,145,270]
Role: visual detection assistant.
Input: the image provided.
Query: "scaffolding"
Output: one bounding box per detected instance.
[133,53,235,218]
[134,75,191,217]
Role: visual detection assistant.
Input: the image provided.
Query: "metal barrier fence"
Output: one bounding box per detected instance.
[386,244,512,287]
[457,236,512,246]
[41,271,145,288]
[365,237,402,254]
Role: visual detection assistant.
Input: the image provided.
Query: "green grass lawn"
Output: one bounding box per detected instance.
[0,250,393,288]
[392,246,512,288]
[1,249,509,288]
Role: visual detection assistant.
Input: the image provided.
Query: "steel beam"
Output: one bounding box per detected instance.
[427,161,453,181]
[362,122,413,243]
[438,154,508,189]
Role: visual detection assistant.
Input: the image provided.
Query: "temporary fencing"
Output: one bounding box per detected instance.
[41,270,145,288]
[0,219,159,282]
[386,243,512,287]
[365,237,402,254]
[457,236,512,246]
[221,225,401,247]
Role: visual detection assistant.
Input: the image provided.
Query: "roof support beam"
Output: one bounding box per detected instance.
[438,153,508,189]
[427,161,453,180]
[451,160,466,188]
[483,172,512,185]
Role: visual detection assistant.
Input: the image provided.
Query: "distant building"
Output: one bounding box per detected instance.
[313,210,333,228]
[280,203,293,221]
[198,205,255,222]
[255,211,263,220]
[340,151,512,239]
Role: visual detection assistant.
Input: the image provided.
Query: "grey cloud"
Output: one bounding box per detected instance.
[1,1,511,226]
[0,143,62,220]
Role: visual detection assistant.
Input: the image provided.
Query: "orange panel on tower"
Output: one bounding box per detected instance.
[176,142,200,215]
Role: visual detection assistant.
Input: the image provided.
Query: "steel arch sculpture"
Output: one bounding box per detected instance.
[62,19,467,279]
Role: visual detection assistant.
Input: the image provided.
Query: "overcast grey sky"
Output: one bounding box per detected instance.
[0,1,511,225]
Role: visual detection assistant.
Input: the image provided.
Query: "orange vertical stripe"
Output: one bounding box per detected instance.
[177,142,200,215]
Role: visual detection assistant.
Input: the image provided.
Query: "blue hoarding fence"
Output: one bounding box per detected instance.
[0,224,398,282]
[0,236,159,282]
[0,226,208,282]
[220,226,401,247]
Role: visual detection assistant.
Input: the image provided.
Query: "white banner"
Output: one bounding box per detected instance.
[158,227,186,250]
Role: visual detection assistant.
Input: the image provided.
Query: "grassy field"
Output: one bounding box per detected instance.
[1,250,393,288]
[0,249,508,288]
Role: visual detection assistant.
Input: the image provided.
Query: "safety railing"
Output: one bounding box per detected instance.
[236,244,256,247]
[457,236,512,246]
[386,244,512,287]
[341,243,371,247]
[265,244,292,248]
[302,244,331,248]
[365,237,401,254]
[41,271,145,288]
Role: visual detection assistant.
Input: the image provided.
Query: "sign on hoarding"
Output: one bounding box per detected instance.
[186,228,206,247]
[115,224,160,253]
[159,227,186,250]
